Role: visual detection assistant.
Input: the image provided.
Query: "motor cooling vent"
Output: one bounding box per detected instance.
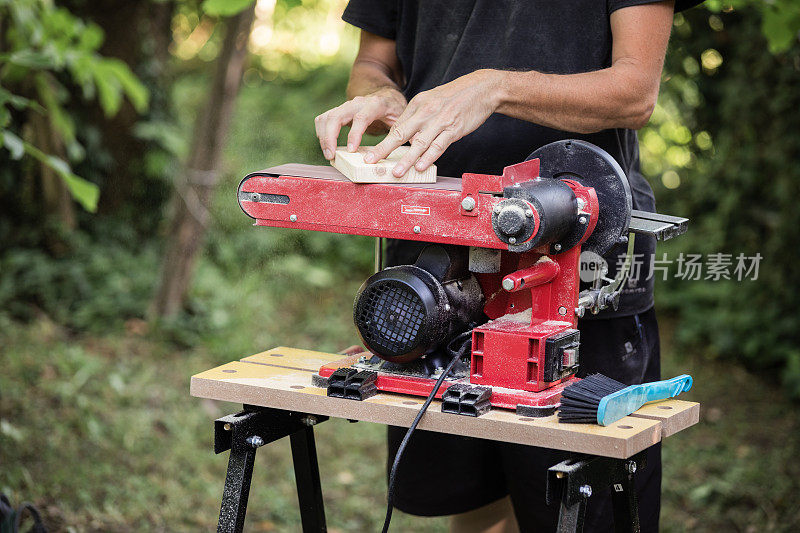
[355,280,427,357]
[352,247,486,364]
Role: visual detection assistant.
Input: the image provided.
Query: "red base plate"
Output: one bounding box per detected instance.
[318,358,573,410]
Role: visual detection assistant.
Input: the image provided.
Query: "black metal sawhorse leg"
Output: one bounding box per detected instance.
[546,450,648,533]
[214,405,329,533]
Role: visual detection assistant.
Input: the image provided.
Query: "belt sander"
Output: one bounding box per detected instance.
[237,140,687,417]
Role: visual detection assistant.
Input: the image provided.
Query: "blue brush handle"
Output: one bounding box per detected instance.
[597,375,693,426]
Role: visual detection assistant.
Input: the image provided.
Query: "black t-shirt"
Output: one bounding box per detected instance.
[342,0,702,317]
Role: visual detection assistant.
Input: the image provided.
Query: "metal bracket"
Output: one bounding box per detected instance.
[546,451,648,533]
[629,210,688,241]
[577,233,636,316]
[214,406,329,533]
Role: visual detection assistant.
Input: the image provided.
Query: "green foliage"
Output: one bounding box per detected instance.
[0,0,150,212]
[2,130,100,211]
[0,64,374,339]
[648,5,800,397]
[0,228,159,331]
[201,0,254,16]
[704,0,800,53]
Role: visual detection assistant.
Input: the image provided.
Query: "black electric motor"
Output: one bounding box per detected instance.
[353,245,485,363]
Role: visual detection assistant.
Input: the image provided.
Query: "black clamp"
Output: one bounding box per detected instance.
[546,451,648,533]
[441,384,492,417]
[326,368,378,400]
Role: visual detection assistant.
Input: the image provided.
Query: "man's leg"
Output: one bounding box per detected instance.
[449,495,520,533]
[386,427,508,518]
[580,308,662,533]
[384,240,509,523]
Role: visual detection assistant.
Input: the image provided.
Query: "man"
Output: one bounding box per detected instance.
[315,1,702,531]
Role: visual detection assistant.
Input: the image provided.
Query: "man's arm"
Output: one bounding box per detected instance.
[495,1,674,133]
[315,31,406,160]
[365,1,675,177]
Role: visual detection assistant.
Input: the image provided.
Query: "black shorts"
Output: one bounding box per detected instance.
[387,308,663,532]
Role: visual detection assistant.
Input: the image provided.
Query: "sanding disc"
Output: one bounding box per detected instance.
[526,140,632,256]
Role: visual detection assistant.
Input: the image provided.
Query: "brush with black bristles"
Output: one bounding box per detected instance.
[558,373,693,426]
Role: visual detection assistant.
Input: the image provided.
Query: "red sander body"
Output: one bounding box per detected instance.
[238,140,687,417]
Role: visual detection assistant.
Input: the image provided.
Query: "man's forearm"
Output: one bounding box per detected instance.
[346,58,404,100]
[493,63,660,134]
[493,1,673,134]
[359,2,673,173]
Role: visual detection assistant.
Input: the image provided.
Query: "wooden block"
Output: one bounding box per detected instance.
[257,163,462,189]
[331,146,437,183]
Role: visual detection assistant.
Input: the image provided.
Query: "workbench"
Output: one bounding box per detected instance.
[191,346,699,533]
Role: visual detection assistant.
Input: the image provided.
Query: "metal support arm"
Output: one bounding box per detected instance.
[214,406,329,533]
[546,450,648,533]
[212,406,649,533]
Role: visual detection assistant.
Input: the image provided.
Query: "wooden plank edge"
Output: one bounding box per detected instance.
[190,375,662,459]
[628,401,700,438]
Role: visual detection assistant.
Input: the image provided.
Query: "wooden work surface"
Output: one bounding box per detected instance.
[191,347,699,460]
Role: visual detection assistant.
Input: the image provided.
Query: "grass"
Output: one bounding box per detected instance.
[659,324,800,532]
[0,263,448,532]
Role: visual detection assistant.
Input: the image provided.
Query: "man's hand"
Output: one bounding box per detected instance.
[314,86,407,160]
[315,30,405,160]
[364,69,503,177]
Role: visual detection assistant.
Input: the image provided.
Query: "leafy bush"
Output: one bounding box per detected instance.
[0,0,149,211]
[0,228,158,332]
[0,65,373,339]
[649,6,800,397]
